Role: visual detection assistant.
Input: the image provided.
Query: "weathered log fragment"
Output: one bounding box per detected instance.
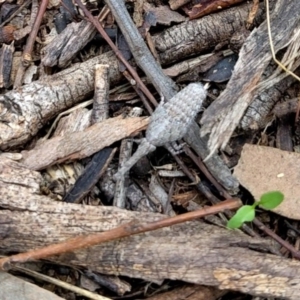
[0,51,121,149]
[153,2,266,65]
[1,158,300,299]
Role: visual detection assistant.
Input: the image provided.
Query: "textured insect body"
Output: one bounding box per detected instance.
[114,83,206,180]
[146,83,205,146]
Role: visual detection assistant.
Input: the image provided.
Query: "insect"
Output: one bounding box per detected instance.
[114,83,207,180]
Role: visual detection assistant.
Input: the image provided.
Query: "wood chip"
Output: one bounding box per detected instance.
[21,116,149,170]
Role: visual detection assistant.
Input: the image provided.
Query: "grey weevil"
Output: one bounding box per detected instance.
[114,83,207,180]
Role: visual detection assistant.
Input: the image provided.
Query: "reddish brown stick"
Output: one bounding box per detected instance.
[0,199,241,270]
[253,218,300,259]
[74,0,158,108]
[23,0,49,65]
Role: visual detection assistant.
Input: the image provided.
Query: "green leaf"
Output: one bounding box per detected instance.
[227,205,255,229]
[258,191,284,210]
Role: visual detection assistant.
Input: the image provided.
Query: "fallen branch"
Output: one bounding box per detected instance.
[0,157,299,299]
[153,1,266,65]
[0,51,121,149]
[0,197,241,268]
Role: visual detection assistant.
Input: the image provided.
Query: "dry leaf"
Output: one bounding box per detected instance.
[234,144,300,219]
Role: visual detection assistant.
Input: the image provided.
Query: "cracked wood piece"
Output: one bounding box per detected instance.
[2,158,300,299]
[0,51,121,150]
[200,0,300,154]
[240,24,300,130]
[42,19,97,68]
[113,83,206,180]
[20,116,149,170]
[0,42,14,88]
[153,1,266,65]
[241,69,297,130]
[91,64,110,124]
[241,37,300,130]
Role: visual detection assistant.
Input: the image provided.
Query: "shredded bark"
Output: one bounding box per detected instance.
[200,0,300,154]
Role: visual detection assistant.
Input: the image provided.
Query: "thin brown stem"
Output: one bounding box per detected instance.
[23,0,49,65]
[74,0,158,108]
[122,70,153,114]
[0,198,242,270]
[184,145,228,197]
[253,218,300,259]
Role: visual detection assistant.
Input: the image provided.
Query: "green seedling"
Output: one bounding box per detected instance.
[227,191,284,229]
